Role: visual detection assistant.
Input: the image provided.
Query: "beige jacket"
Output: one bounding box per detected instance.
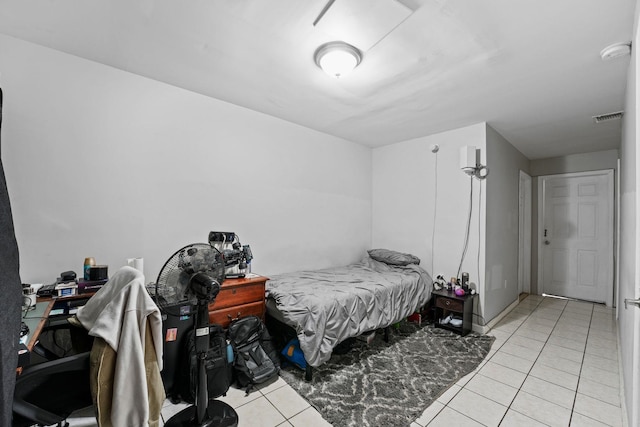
[90,320,165,427]
[77,266,165,427]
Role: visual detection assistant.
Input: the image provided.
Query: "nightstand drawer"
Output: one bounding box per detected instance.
[435,297,463,312]
[209,282,264,310]
[209,301,264,329]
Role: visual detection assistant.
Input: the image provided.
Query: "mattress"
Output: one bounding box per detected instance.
[265,256,432,367]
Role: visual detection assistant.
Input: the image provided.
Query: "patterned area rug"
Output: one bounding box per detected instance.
[279,322,495,427]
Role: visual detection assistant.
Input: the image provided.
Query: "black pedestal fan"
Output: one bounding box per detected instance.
[155,244,238,427]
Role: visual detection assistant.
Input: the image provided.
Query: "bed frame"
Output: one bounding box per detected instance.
[265,313,390,381]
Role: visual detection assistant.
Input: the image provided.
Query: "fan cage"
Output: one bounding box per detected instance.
[154,243,225,317]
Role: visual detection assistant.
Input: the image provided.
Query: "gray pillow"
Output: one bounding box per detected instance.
[367,249,420,266]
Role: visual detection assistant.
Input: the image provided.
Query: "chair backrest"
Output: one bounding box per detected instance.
[12,351,93,427]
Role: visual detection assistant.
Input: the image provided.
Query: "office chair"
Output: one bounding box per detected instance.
[12,349,93,427]
[13,267,164,427]
[13,314,94,427]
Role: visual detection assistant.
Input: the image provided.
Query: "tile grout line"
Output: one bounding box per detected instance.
[260,385,309,426]
[436,295,550,425]
[495,295,556,426]
[569,306,622,427]
[566,302,593,427]
[486,297,598,425]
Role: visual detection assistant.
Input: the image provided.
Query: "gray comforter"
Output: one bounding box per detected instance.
[266,256,432,367]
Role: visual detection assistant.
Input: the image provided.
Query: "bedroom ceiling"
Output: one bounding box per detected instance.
[0,0,635,159]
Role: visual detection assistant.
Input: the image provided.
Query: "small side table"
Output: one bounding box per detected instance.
[432,288,476,336]
[208,275,268,328]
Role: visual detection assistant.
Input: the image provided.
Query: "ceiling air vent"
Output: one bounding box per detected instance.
[592,111,624,123]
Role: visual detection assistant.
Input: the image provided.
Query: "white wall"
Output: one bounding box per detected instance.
[530,149,619,177]
[372,122,530,325]
[0,35,372,284]
[618,1,639,423]
[484,125,530,321]
[372,123,486,301]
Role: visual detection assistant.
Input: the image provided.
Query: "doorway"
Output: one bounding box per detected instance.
[538,170,614,305]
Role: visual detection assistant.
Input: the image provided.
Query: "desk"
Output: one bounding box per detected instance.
[22,301,54,353]
[19,295,92,368]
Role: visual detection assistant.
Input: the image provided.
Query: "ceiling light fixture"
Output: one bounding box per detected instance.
[600,42,632,61]
[314,41,362,78]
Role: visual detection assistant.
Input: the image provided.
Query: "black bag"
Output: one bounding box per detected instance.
[228,315,280,394]
[174,324,232,403]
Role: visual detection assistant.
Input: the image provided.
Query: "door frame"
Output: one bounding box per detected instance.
[537,169,615,305]
[518,171,532,295]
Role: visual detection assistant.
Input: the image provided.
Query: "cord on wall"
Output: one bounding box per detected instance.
[456,176,474,279]
[430,146,439,275]
[477,179,483,296]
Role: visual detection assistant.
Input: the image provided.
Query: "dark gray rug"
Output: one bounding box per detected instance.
[279,322,495,427]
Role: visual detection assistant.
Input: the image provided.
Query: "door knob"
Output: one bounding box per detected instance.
[544,240,550,245]
[624,298,640,309]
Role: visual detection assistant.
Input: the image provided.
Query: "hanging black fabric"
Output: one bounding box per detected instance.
[0,88,23,425]
[173,324,232,404]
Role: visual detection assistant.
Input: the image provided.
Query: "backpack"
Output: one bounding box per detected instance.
[227,315,280,394]
[174,324,233,403]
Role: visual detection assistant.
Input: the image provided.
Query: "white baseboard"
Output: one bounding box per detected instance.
[472,298,520,335]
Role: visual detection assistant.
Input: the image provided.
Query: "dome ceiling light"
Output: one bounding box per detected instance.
[314,41,362,78]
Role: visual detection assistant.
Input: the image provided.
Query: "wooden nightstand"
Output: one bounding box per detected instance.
[208,275,268,328]
[432,288,476,336]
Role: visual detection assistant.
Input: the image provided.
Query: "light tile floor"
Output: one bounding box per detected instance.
[69,295,626,427]
[414,295,625,427]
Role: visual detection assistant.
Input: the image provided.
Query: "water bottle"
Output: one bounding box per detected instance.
[226,342,234,364]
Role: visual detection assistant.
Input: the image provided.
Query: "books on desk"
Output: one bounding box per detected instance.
[77,278,108,294]
[36,278,107,299]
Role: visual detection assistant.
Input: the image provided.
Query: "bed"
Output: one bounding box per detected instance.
[265,249,432,375]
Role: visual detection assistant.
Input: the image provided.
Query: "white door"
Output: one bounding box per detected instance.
[540,170,614,305]
[619,116,640,426]
[620,269,640,427]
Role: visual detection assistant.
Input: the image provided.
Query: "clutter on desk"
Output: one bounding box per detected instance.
[78,278,108,294]
[22,283,38,310]
[83,257,96,280]
[127,257,144,273]
[88,265,108,281]
[37,271,75,297]
[208,231,253,279]
[36,261,109,298]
